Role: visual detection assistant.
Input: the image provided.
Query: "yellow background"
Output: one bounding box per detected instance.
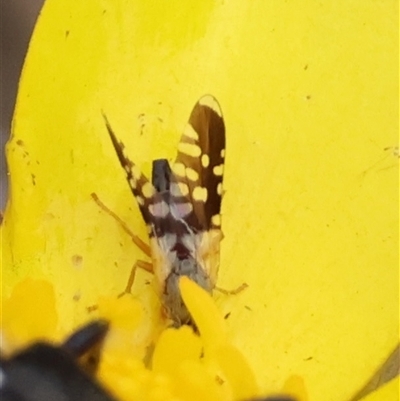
[2,1,398,400]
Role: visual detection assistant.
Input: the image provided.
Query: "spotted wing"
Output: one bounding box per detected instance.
[103,114,159,231]
[103,96,225,234]
[170,95,225,232]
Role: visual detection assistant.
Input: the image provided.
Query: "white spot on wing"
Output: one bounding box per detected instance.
[162,233,177,249]
[217,183,223,195]
[136,195,145,206]
[129,177,137,188]
[170,182,189,197]
[170,202,193,217]
[149,201,169,218]
[132,165,142,179]
[142,182,155,198]
[193,186,208,202]
[201,154,210,168]
[198,95,222,117]
[172,162,186,177]
[178,142,201,157]
[211,214,221,226]
[185,167,199,181]
[183,123,199,140]
[213,164,224,176]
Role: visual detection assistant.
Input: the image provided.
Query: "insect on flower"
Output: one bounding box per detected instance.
[92,95,246,327]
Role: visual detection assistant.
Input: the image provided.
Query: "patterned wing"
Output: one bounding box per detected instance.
[171,95,225,232]
[103,95,225,235]
[103,114,159,233]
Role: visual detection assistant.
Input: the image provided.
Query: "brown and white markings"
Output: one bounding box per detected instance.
[93,95,243,327]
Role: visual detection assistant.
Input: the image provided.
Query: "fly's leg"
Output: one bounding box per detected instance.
[91,192,153,300]
[91,193,151,256]
[118,259,153,298]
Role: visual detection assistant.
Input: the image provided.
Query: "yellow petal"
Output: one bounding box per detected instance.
[179,276,227,348]
[1,279,58,349]
[152,326,202,374]
[2,1,397,400]
[214,344,259,400]
[357,377,399,401]
[172,359,223,401]
[282,375,308,401]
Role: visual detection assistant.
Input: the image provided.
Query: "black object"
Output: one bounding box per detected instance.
[0,319,117,401]
[152,159,172,192]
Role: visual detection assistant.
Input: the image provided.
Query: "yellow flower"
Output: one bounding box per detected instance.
[98,277,261,401]
[1,1,398,400]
